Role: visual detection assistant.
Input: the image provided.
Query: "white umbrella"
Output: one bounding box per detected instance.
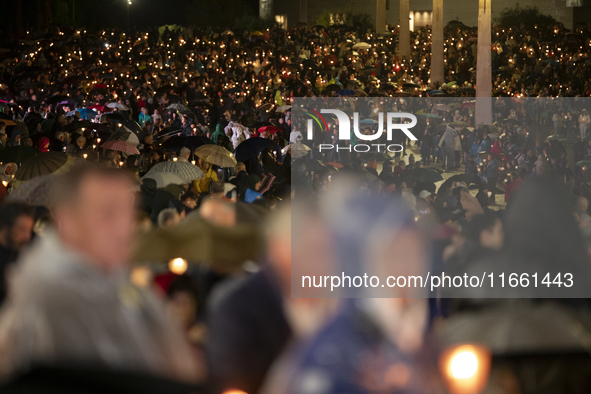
[435,104,453,112]
[352,42,371,49]
[142,172,187,188]
[276,105,292,113]
[284,143,311,159]
[107,102,129,110]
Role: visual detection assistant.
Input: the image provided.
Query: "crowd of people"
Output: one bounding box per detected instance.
[0,16,589,393]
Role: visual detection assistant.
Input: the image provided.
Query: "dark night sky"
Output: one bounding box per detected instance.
[80,0,259,30]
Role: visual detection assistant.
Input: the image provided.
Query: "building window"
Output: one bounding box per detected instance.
[275,14,288,29]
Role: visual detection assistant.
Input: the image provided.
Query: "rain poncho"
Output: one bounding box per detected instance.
[0,231,200,382]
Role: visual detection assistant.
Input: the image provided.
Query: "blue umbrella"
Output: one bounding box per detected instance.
[338,89,355,96]
[67,108,99,120]
[359,118,377,124]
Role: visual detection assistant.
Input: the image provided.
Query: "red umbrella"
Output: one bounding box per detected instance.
[92,83,108,90]
[324,162,344,169]
[257,126,281,134]
[89,104,108,113]
[100,140,140,154]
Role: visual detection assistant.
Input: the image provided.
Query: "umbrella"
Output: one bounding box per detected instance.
[107,127,141,145]
[403,168,444,183]
[146,161,205,184]
[421,113,440,119]
[107,102,129,110]
[575,160,591,167]
[100,113,128,125]
[448,121,468,128]
[324,162,344,169]
[275,105,292,113]
[67,108,99,120]
[14,152,76,182]
[435,104,453,112]
[257,103,274,112]
[257,126,281,135]
[141,172,189,188]
[402,83,419,89]
[545,134,567,142]
[460,100,476,107]
[359,118,377,124]
[502,118,520,125]
[100,140,140,155]
[284,143,311,159]
[234,137,272,163]
[89,104,107,113]
[0,119,16,126]
[438,302,591,355]
[224,87,243,95]
[194,145,237,168]
[166,103,187,112]
[160,136,214,152]
[0,146,39,164]
[438,173,479,195]
[323,84,342,94]
[0,364,201,394]
[352,42,371,49]
[338,89,355,96]
[6,174,58,208]
[134,216,262,271]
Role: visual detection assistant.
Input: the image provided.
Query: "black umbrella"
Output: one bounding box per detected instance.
[0,146,39,164]
[160,136,214,152]
[234,137,272,163]
[225,87,242,94]
[0,364,202,394]
[438,173,480,195]
[46,95,69,105]
[403,168,444,183]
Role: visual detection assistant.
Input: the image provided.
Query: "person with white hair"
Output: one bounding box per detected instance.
[178,147,191,162]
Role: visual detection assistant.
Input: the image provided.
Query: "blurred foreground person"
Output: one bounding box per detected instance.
[0,166,202,383]
[205,204,293,393]
[263,183,439,394]
[0,203,34,306]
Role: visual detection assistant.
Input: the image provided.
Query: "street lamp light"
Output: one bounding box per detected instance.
[127,0,132,32]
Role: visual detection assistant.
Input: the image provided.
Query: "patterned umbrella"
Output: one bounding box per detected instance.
[14,152,72,182]
[6,174,59,207]
[100,140,140,155]
[194,145,237,168]
[146,161,204,183]
[141,172,187,188]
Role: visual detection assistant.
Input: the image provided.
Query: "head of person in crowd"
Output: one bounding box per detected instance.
[52,166,136,272]
[464,213,505,251]
[0,203,34,254]
[179,147,191,162]
[158,208,181,229]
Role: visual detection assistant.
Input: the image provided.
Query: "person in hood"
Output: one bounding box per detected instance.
[0,163,17,184]
[37,136,50,152]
